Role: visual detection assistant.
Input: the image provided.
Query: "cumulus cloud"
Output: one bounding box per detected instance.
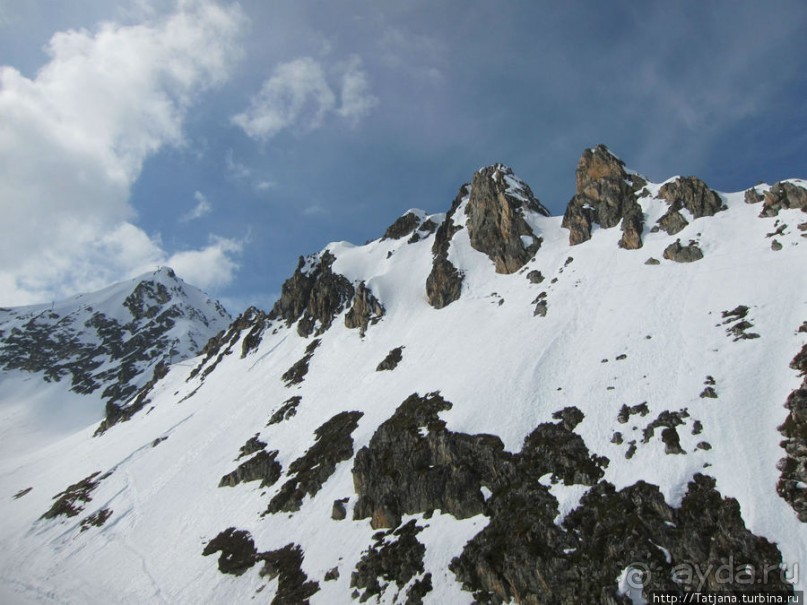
[166,235,243,290]
[336,55,379,123]
[232,55,376,141]
[182,191,213,222]
[0,0,247,305]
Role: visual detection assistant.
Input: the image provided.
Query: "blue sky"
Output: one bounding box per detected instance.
[1,0,805,312]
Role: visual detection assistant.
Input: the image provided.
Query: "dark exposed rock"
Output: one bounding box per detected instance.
[663,239,704,263]
[96,360,170,435]
[383,212,422,240]
[660,426,685,455]
[611,432,624,445]
[692,420,704,435]
[745,187,764,204]
[151,436,167,447]
[351,520,430,603]
[533,300,548,317]
[552,406,585,431]
[617,402,649,424]
[259,544,320,605]
[451,474,792,604]
[268,251,355,337]
[344,282,384,336]
[526,270,544,284]
[219,449,282,488]
[13,487,32,500]
[353,395,605,530]
[721,306,761,341]
[426,187,466,309]
[696,441,712,451]
[204,531,320,602]
[376,346,403,372]
[188,306,267,384]
[722,305,749,321]
[324,567,339,581]
[41,471,112,519]
[658,176,725,220]
[465,164,548,274]
[562,145,644,248]
[353,393,516,529]
[266,411,363,514]
[425,258,464,310]
[656,208,689,235]
[642,409,688,444]
[202,528,258,576]
[700,386,718,399]
[237,434,266,459]
[771,239,783,251]
[777,342,807,521]
[645,257,660,265]
[79,508,113,532]
[268,396,301,425]
[332,498,348,521]
[759,181,807,217]
[281,339,321,387]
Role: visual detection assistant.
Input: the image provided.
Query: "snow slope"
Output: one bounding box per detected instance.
[0,159,805,604]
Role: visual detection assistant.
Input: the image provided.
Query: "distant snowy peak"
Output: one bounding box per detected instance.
[0,266,231,429]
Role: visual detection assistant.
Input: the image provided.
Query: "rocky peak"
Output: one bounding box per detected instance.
[562,144,645,249]
[0,267,231,427]
[464,164,550,274]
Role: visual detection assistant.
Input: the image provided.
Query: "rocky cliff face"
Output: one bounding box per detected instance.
[562,145,646,249]
[465,164,550,274]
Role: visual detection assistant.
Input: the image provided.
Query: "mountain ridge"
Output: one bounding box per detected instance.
[0,147,805,604]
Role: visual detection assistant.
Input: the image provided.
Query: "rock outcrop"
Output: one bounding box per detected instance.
[656,176,725,234]
[465,164,549,274]
[451,474,792,603]
[344,281,384,336]
[268,251,354,337]
[382,212,422,240]
[266,411,363,514]
[562,145,645,249]
[777,341,807,521]
[352,394,606,530]
[425,188,466,309]
[663,240,704,263]
[760,181,807,217]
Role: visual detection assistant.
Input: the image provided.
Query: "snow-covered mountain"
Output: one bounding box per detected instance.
[1,147,806,604]
[0,267,231,452]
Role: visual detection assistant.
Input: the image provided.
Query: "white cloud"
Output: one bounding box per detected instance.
[336,55,378,123]
[182,190,213,222]
[0,0,247,305]
[232,55,376,141]
[167,235,242,290]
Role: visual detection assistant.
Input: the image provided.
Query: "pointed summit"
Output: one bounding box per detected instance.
[465,164,549,274]
[562,145,645,249]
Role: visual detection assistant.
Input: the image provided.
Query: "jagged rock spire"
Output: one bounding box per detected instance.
[562,144,645,249]
[465,164,549,274]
